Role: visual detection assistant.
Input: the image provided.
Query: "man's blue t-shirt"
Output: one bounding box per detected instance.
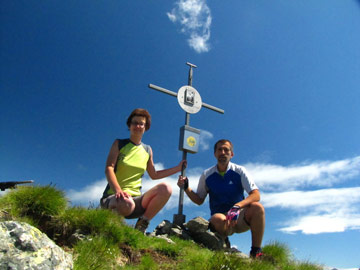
[196,162,258,215]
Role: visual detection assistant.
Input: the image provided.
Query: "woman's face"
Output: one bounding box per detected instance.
[129,116,146,136]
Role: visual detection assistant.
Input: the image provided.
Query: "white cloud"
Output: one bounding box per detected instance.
[67,179,107,206]
[199,129,213,151]
[251,156,360,234]
[245,156,360,191]
[167,0,212,53]
[262,187,360,234]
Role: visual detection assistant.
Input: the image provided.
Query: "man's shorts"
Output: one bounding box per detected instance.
[229,207,251,235]
[100,194,146,219]
[209,207,251,236]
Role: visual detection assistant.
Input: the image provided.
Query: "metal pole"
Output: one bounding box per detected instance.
[173,63,196,226]
[177,112,189,216]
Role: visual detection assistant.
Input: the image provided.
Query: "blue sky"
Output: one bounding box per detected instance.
[1,1,360,269]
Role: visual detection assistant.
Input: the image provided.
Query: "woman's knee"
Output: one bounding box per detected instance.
[157,182,172,196]
[113,197,135,216]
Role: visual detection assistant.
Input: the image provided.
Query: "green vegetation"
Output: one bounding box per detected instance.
[0,185,324,270]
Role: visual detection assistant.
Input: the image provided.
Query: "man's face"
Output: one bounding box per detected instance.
[214,142,233,165]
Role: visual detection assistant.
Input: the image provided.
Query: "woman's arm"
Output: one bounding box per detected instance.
[146,147,185,180]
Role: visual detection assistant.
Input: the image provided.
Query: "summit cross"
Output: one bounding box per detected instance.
[149,62,224,226]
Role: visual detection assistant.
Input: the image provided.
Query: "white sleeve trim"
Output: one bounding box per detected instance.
[233,163,258,194]
[196,171,208,200]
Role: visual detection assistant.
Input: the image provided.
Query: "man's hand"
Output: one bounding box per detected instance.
[226,205,241,227]
[177,175,189,190]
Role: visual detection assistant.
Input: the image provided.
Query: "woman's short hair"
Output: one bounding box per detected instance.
[127,108,151,131]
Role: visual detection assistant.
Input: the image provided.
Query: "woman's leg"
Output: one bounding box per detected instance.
[108,195,135,217]
[141,182,172,220]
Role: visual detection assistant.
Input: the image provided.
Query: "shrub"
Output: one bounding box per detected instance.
[0,185,67,221]
[262,241,292,265]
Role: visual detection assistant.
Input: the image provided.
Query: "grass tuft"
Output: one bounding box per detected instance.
[262,240,292,265]
[0,185,67,223]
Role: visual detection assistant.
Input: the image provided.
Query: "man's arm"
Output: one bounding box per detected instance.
[177,176,205,205]
[233,189,260,209]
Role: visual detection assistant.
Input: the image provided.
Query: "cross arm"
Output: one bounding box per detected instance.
[202,102,224,114]
[148,84,177,97]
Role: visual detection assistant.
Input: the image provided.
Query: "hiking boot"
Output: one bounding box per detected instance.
[250,249,264,259]
[224,236,231,249]
[135,217,149,234]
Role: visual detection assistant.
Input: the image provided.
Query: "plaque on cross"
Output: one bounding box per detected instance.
[148,62,224,226]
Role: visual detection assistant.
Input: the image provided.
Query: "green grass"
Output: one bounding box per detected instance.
[73,236,120,270]
[0,185,324,270]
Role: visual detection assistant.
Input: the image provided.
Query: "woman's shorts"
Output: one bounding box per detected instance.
[100,194,146,219]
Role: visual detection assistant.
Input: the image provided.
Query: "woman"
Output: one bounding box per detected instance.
[100,108,185,234]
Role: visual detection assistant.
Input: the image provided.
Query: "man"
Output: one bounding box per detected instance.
[177,139,265,258]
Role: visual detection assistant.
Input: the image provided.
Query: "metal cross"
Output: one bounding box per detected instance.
[149,62,224,226]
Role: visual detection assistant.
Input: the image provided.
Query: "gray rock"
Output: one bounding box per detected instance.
[0,221,73,270]
[68,229,87,247]
[185,216,209,234]
[192,231,225,250]
[154,220,173,235]
[154,234,175,244]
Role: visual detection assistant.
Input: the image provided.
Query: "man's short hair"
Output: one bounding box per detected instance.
[214,139,234,153]
[127,108,151,131]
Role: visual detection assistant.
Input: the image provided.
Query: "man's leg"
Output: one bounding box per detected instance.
[244,202,265,249]
[209,213,228,236]
[141,182,172,220]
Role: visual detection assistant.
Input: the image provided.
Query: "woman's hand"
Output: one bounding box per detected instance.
[177,160,187,172]
[115,189,131,200]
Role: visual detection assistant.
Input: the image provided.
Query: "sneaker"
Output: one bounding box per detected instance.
[250,249,264,259]
[135,217,149,234]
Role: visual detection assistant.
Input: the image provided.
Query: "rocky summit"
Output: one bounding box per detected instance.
[0,221,73,270]
[150,216,248,258]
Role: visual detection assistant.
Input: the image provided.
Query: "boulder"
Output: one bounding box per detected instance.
[185,216,209,234]
[192,231,225,250]
[0,221,73,270]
